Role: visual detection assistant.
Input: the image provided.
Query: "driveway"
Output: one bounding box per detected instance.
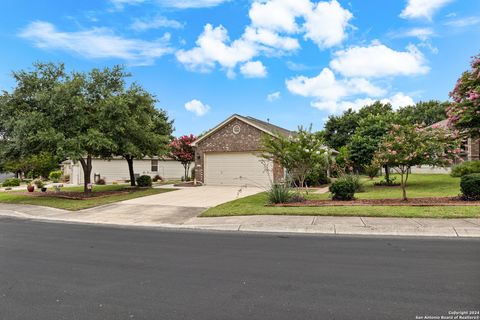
[73,185,263,225]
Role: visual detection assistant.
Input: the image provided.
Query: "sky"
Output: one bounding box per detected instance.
[0,0,479,136]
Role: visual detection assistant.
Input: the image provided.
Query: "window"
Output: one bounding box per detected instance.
[151,160,158,172]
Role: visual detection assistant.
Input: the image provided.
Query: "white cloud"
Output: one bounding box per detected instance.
[177,0,353,76]
[396,27,434,41]
[240,61,267,78]
[400,0,453,20]
[267,91,281,102]
[330,93,415,112]
[444,16,480,27]
[286,68,386,112]
[384,92,415,108]
[184,99,210,116]
[303,0,353,48]
[330,43,429,78]
[110,0,145,10]
[176,24,256,73]
[130,16,184,31]
[19,21,172,66]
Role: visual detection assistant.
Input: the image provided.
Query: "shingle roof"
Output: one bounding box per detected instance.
[236,115,294,137]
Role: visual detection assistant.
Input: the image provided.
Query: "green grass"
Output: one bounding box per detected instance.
[202,174,480,219]
[0,184,175,211]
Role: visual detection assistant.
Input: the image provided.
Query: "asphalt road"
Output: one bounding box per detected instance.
[0,218,479,320]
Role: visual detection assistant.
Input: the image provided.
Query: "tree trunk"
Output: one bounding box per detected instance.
[384,165,390,183]
[79,156,92,194]
[400,167,408,201]
[183,163,189,181]
[126,155,136,187]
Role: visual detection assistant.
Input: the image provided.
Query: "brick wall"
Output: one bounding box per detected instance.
[468,138,480,161]
[194,118,283,184]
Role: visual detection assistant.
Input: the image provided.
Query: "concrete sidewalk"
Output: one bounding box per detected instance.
[0,203,479,237]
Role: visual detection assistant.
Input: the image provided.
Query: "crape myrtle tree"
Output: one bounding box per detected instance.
[170,134,196,181]
[107,84,173,186]
[373,124,461,201]
[447,54,480,138]
[262,126,327,189]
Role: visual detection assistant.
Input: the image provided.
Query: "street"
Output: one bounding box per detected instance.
[0,217,478,320]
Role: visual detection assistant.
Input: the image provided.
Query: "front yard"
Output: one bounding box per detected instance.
[202,174,480,218]
[0,185,175,211]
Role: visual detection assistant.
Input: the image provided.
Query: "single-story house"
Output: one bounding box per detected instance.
[192,114,327,187]
[62,157,184,185]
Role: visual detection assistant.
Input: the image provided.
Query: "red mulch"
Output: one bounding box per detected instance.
[274,197,480,207]
[22,189,137,200]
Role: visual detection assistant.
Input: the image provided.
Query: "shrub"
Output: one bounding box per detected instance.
[363,163,380,179]
[136,175,152,187]
[451,161,480,177]
[341,174,363,192]
[267,184,292,204]
[329,179,356,201]
[2,178,21,187]
[48,170,63,182]
[152,175,163,182]
[373,177,400,186]
[33,179,44,188]
[460,173,480,200]
[96,178,106,185]
[305,167,331,186]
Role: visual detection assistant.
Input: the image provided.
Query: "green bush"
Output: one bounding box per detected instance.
[33,179,45,188]
[136,175,152,187]
[48,170,63,182]
[451,161,480,177]
[341,174,363,192]
[2,178,21,187]
[363,163,380,179]
[460,173,480,200]
[267,184,292,204]
[329,179,356,201]
[305,167,331,186]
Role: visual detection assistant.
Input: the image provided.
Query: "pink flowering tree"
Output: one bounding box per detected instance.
[373,124,461,201]
[170,134,196,181]
[447,54,480,138]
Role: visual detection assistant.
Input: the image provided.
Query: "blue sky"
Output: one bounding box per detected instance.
[1,0,479,135]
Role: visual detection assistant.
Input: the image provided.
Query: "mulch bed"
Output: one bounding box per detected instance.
[21,188,139,200]
[173,182,202,187]
[274,197,480,207]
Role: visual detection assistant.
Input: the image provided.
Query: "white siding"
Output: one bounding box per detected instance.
[66,159,185,185]
[204,152,272,187]
[409,166,451,174]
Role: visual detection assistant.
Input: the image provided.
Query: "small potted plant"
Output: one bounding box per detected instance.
[27,183,35,192]
[33,179,47,192]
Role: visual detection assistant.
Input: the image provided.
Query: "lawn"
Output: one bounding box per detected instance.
[0,184,175,211]
[202,174,480,218]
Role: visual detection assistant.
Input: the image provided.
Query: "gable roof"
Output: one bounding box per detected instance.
[428,119,449,129]
[191,114,294,147]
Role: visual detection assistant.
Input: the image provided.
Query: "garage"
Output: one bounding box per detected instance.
[192,114,289,187]
[204,152,271,187]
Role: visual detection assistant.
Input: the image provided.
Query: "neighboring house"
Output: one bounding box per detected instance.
[0,172,14,182]
[62,157,184,185]
[192,114,293,187]
[410,119,480,174]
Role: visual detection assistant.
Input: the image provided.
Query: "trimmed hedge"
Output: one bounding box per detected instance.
[329,179,356,201]
[2,178,21,187]
[451,160,480,177]
[136,175,152,187]
[460,173,480,200]
[48,170,63,182]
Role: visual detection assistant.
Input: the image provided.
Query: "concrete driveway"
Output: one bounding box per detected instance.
[73,185,263,225]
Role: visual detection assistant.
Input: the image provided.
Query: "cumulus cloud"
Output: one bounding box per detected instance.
[303,0,353,48]
[267,91,281,102]
[177,0,353,76]
[286,68,386,112]
[19,21,172,66]
[331,93,415,112]
[240,61,267,78]
[130,15,184,31]
[184,99,210,116]
[400,0,453,20]
[330,43,429,78]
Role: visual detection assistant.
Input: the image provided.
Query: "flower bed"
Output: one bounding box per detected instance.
[274,197,480,207]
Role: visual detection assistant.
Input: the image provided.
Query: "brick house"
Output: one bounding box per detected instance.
[191,114,293,187]
[431,119,480,161]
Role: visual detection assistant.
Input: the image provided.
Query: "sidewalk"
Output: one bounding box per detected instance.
[0,203,479,237]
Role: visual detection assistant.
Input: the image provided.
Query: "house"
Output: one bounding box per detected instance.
[430,119,480,161]
[62,157,184,185]
[191,114,294,187]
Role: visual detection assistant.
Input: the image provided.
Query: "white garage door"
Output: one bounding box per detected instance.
[204,152,272,187]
